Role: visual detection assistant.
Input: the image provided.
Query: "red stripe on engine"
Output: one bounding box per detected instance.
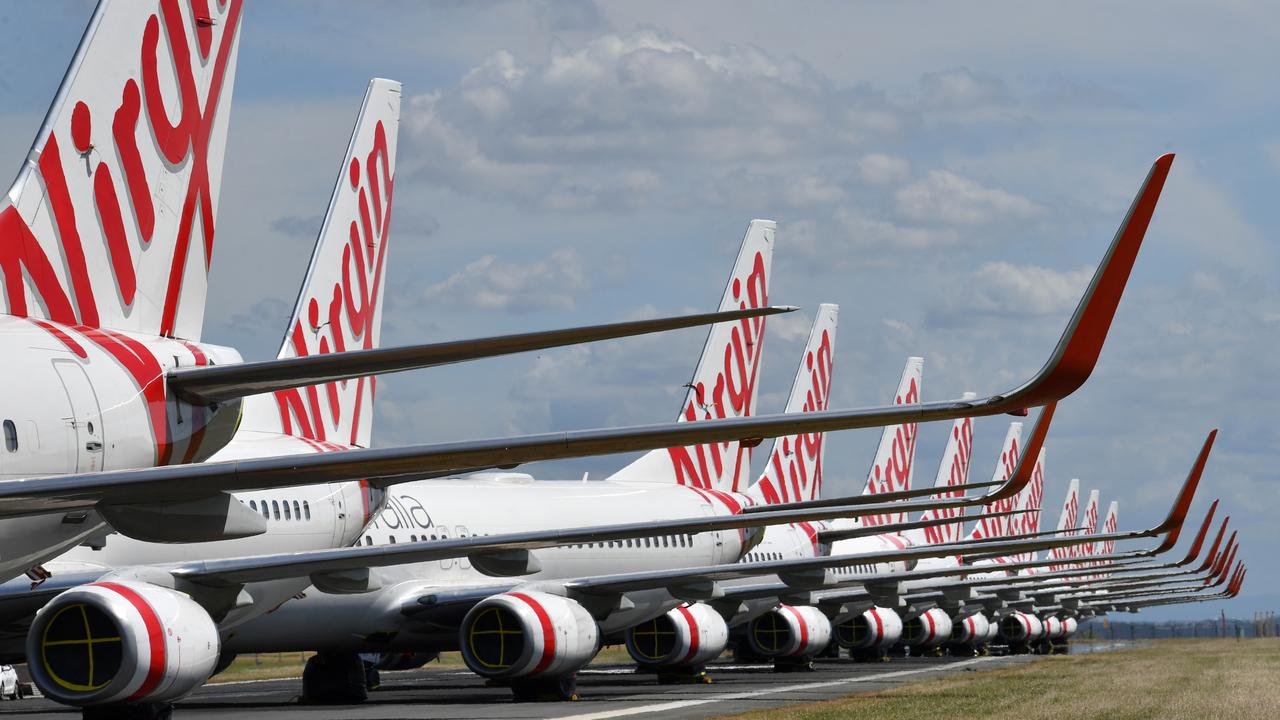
[508,593,556,675]
[92,583,165,700]
[781,605,807,656]
[676,606,700,664]
[870,608,884,646]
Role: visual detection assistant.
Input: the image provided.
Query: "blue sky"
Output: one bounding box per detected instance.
[1,1,1275,619]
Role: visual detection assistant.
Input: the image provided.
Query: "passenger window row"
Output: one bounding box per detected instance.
[248,499,311,521]
[743,551,785,563]
[566,534,694,550]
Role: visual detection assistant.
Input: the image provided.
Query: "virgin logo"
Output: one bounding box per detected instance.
[862,378,920,528]
[274,122,394,446]
[668,251,768,490]
[0,1,242,335]
[922,417,973,545]
[972,436,1020,539]
[756,328,834,504]
[1048,492,1079,566]
[0,1,242,465]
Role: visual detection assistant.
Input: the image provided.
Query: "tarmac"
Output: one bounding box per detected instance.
[0,654,1037,719]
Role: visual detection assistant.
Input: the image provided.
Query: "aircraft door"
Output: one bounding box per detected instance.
[51,360,105,473]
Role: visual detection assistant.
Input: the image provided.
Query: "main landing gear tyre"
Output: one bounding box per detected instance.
[772,657,815,673]
[301,652,368,705]
[510,674,579,702]
[654,665,712,685]
[81,704,173,720]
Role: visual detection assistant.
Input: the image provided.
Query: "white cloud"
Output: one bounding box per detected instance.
[857,153,911,185]
[423,247,589,312]
[966,262,1094,315]
[917,67,1006,108]
[895,170,1044,226]
[403,29,903,211]
[834,207,960,249]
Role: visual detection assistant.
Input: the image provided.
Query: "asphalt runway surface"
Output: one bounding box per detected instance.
[0,654,1037,719]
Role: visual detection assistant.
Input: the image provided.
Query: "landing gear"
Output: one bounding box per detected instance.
[301,652,368,704]
[772,657,815,673]
[82,704,173,720]
[653,665,712,685]
[509,673,579,702]
[848,648,891,662]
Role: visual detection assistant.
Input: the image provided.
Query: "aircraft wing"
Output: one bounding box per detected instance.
[0,154,1171,516]
[145,392,1052,589]
[167,306,794,404]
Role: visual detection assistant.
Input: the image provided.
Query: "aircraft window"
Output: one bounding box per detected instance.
[430,534,437,541]
[249,500,257,512]
[261,503,270,519]
[624,539,632,548]
[388,536,396,544]
[292,501,301,519]
[272,501,280,520]
[2,420,16,452]
[410,534,418,542]
[662,536,670,547]
[303,501,311,520]
[284,502,292,520]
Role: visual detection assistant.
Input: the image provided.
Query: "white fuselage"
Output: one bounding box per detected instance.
[26,430,372,636]
[0,316,244,582]
[221,475,751,654]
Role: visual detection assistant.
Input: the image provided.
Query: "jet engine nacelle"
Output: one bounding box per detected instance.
[459,591,599,679]
[27,581,219,706]
[903,608,953,648]
[1062,616,1079,638]
[1043,615,1065,639]
[833,606,902,650]
[746,604,831,658]
[950,613,991,646]
[625,603,728,667]
[998,611,1045,644]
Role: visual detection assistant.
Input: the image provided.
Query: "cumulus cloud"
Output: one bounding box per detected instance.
[403,29,903,211]
[895,170,1044,226]
[917,67,1006,108]
[966,262,1094,315]
[857,153,911,185]
[834,207,960,249]
[423,247,590,312]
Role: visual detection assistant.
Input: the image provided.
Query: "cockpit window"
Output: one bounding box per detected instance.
[3,420,16,452]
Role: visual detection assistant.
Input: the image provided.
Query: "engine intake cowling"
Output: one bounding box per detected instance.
[27,581,219,706]
[747,605,831,658]
[950,613,991,646]
[460,591,599,679]
[626,603,727,667]
[998,611,1045,644]
[903,608,953,648]
[833,607,902,650]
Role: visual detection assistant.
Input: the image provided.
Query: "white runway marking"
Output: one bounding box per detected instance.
[553,656,998,720]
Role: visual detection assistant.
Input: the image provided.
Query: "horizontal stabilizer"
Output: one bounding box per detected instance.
[169,306,796,404]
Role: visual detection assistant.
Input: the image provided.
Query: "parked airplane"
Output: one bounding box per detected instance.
[0,0,789,584]
[2,227,1047,714]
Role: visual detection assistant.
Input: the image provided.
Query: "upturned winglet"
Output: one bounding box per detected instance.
[1000,154,1175,407]
[1193,515,1230,573]
[1149,428,1216,552]
[985,402,1055,502]
[1175,500,1218,567]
